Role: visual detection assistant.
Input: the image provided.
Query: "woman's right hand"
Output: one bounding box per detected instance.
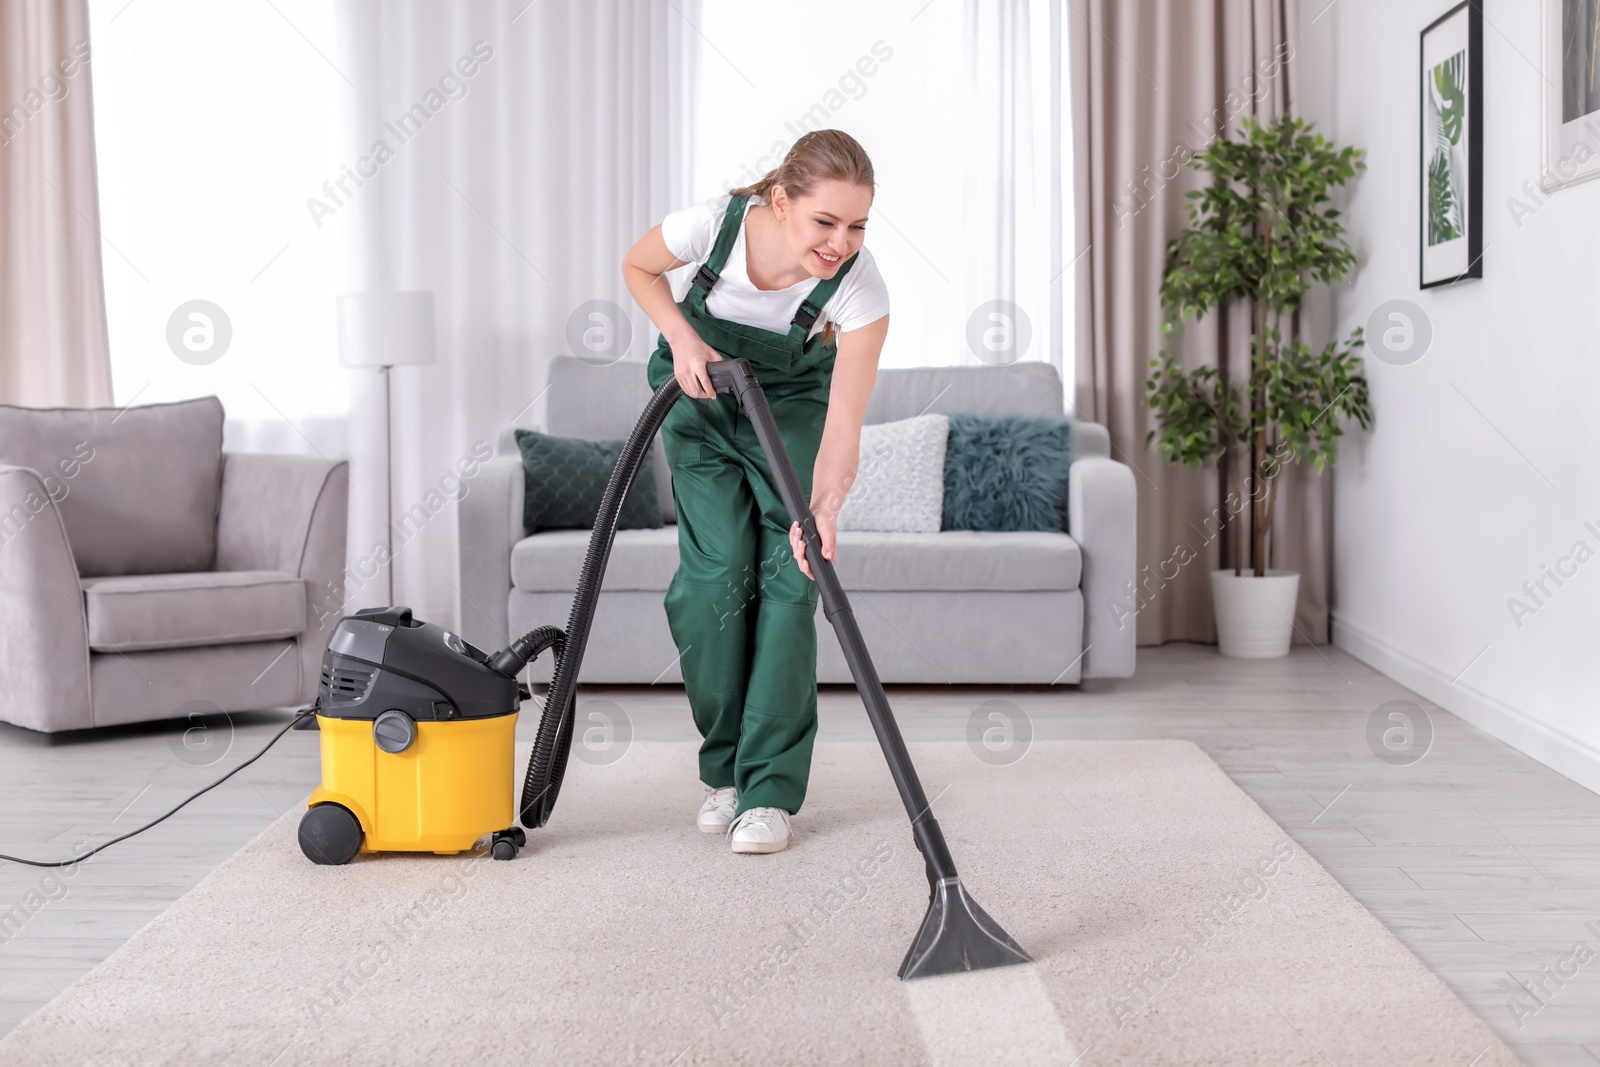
[670,331,724,399]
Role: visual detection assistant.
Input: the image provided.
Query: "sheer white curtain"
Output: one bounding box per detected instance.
[92,1,700,631]
[332,0,700,628]
[962,0,1075,391]
[88,0,351,461]
[695,0,1074,389]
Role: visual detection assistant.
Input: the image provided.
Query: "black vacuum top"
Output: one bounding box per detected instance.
[317,606,520,721]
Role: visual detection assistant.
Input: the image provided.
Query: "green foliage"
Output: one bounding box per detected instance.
[1427,150,1460,245]
[1143,358,1241,469]
[1425,51,1465,244]
[1260,326,1373,475]
[1159,114,1365,323]
[1431,53,1465,146]
[1144,326,1372,477]
[1144,113,1373,572]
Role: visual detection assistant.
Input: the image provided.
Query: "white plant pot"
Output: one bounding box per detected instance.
[1209,569,1300,658]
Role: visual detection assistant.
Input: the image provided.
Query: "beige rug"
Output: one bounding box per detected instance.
[1,740,1520,1066]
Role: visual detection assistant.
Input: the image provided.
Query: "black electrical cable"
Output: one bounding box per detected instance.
[0,707,317,869]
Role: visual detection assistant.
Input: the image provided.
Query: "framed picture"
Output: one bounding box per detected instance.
[1419,1,1483,289]
[1541,0,1600,191]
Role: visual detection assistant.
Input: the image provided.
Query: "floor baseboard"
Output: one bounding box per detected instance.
[1333,612,1600,796]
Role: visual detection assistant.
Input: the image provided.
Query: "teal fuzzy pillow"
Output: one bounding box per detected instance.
[513,429,662,534]
[942,413,1073,531]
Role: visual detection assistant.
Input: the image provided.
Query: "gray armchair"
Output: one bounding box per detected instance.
[0,396,348,732]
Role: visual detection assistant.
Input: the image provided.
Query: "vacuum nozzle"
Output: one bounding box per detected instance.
[899,876,1034,980]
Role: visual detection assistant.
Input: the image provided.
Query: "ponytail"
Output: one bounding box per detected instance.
[728,128,875,204]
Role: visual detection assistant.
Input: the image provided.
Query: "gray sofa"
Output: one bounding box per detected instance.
[0,396,348,732]
[457,355,1136,685]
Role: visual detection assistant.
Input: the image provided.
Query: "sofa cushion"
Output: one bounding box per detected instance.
[511,528,1080,593]
[838,531,1081,591]
[513,429,661,534]
[838,414,948,533]
[943,413,1073,532]
[80,571,306,652]
[512,528,681,592]
[0,396,224,577]
[519,357,677,524]
[862,362,1069,423]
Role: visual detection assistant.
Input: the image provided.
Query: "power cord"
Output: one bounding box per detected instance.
[0,707,317,869]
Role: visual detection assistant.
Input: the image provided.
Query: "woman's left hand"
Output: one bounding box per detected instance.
[790,511,836,582]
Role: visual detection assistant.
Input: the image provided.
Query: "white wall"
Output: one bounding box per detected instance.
[1316,0,1600,793]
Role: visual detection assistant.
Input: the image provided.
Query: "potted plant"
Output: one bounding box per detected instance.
[1145,114,1373,658]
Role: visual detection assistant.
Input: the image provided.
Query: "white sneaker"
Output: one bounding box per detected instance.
[728,806,791,854]
[697,785,738,833]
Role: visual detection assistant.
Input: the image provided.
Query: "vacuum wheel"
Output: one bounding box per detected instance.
[490,827,526,861]
[299,803,363,865]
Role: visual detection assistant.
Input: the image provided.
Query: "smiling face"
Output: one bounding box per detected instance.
[769,178,873,279]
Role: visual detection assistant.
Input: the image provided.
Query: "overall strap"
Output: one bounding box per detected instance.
[790,251,859,333]
[689,194,749,296]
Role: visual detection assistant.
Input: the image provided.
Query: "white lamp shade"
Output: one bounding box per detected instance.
[337,292,437,368]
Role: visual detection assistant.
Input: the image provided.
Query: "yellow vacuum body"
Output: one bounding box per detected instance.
[308,713,518,854]
[298,606,527,864]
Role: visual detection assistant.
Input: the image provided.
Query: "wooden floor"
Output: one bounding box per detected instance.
[2,642,1597,1065]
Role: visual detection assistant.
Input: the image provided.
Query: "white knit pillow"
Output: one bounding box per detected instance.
[836,413,948,533]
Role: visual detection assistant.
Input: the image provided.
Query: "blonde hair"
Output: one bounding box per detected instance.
[730,129,875,348]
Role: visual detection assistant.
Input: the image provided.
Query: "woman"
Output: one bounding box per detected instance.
[621,130,890,855]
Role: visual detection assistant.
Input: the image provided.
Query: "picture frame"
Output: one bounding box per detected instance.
[1540,0,1600,191]
[1419,0,1483,289]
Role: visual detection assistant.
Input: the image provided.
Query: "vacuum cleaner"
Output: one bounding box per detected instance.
[296,357,1032,980]
[296,606,532,864]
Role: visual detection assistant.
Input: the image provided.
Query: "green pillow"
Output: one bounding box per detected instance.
[513,429,662,534]
[941,413,1073,531]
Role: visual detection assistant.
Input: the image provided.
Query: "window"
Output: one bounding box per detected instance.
[88,0,351,454]
[693,0,1073,375]
[694,1,964,366]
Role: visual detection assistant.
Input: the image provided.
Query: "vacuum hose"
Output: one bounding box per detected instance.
[492,374,686,829]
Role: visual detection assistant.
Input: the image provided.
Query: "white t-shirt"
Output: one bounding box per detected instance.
[659,191,890,341]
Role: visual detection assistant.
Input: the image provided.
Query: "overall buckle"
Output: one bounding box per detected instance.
[792,302,820,332]
[692,264,719,293]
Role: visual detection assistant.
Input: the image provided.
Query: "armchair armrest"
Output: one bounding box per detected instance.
[216,453,349,702]
[455,456,524,653]
[1069,456,1137,679]
[0,464,93,731]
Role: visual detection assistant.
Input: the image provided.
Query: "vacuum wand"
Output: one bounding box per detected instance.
[709,363,941,849]
[705,358,1032,980]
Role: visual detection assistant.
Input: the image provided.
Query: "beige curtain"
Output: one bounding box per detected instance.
[0,0,113,409]
[1071,0,1333,646]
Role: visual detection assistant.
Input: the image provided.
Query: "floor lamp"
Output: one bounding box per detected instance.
[336,292,437,607]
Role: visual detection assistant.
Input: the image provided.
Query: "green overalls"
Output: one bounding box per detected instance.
[646,194,857,818]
